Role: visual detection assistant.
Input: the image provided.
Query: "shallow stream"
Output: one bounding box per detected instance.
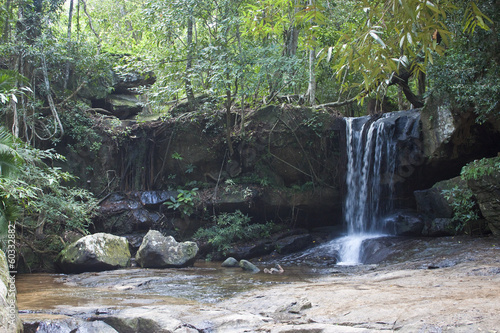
[16,261,326,313]
[16,237,402,314]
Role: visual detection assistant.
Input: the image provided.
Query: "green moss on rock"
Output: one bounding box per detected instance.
[57,233,131,273]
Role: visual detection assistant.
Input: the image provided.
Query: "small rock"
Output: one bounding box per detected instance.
[428,258,457,269]
[221,257,239,267]
[101,306,184,333]
[278,298,312,314]
[239,259,260,273]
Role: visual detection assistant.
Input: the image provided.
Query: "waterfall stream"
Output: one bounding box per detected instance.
[336,111,420,265]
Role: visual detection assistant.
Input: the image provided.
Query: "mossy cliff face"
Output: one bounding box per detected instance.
[62,106,348,229]
[57,101,500,234]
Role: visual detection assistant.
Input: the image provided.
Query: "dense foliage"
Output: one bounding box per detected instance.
[1,0,497,125]
[0,127,97,257]
[0,0,498,262]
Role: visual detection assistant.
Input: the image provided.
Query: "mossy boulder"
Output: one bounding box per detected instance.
[57,233,131,273]
[106,94,144,119]
[135,230,198,268]
[221,257,239,267]
[239,259,260,273]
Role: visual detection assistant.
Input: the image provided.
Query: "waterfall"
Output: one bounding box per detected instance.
[336,111,420,265]
[344,116,397,234]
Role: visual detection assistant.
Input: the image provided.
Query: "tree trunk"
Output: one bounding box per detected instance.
[2,0,12,42]
[225,72,234,156]
[285,26,299,57]
[185,15,195,109]
[64,0,74,90]
[305,0,316,106]
[76,0,80,40]
[397,86,405,110]
[307,46,316,106]
[417,70,426,97]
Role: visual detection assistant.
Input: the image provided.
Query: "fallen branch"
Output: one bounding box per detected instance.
[85,107,113,116]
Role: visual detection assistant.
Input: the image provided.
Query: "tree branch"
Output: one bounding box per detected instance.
[40,81,87,110]
[316,96,358,108]
[80,0,102,51]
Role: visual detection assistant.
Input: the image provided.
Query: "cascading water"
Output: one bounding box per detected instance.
[283,110,420,266]
[344,116,397,234]
[336,111,420,265]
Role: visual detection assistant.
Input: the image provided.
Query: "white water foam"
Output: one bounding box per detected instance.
[334,234,386,266]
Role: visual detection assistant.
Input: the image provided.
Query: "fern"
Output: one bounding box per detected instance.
[193,210,274,255]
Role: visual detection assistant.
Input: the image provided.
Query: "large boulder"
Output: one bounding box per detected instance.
[57,233,131,273]
[414,177,476,237]
[239,259,260,273]
[414,177,467,219]
[414,177,468,236]
[106,94,144,119]
[221,257,239,267]
[467,163,500,236]
[226,241,274,260]
[421,218,457,237]
[113,70,156,94]
[135,230,198,268]
[420,97,459,160]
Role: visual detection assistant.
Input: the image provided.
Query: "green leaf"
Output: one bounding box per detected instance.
[369,30,386,48]
[425,1,440,13]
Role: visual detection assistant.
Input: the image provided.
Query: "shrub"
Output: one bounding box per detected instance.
[442,186,479,234]
[193,210,274,255]
[461,156,500,181]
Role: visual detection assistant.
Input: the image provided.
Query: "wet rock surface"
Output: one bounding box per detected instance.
[95,191,173,234]
[17,236,500,333]
[23,316,118,333]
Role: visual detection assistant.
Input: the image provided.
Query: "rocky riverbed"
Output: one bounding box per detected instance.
[17,236,500,332]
